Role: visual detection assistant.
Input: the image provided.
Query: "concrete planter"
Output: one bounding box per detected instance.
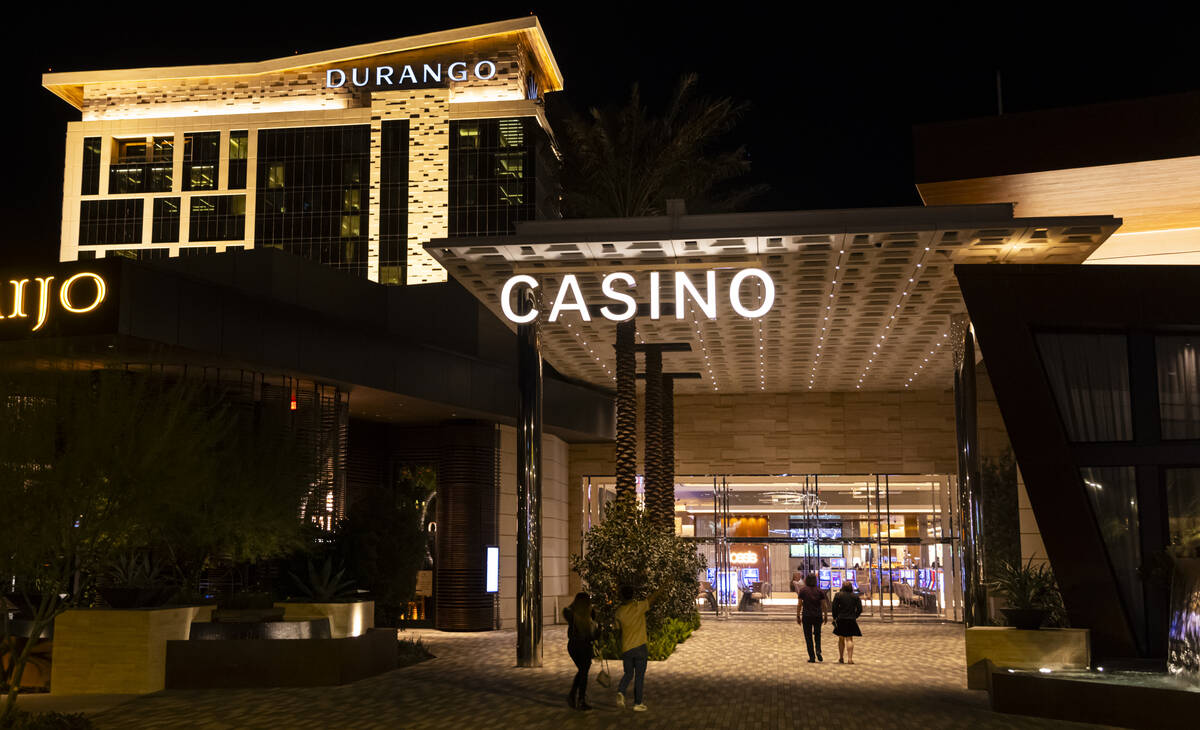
[965,626,1090,690]
[275,600,374,638]
[50,604,214,695]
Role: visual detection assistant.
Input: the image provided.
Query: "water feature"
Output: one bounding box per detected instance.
[1168,557,1200,687]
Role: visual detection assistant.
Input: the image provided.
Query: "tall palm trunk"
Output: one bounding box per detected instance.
[660,375,676,532]
[614,320,637,503]
[643,347,664,524]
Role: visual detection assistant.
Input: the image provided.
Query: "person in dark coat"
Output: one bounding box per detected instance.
[564,591,598,710]
[832,581,864,664]
[795,573,829,662]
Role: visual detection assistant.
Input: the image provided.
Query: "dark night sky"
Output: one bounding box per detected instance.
[2,7,1195,267]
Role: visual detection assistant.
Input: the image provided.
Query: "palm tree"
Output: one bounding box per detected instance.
[557,73,766,217]
[644,347,664,526]
[614,320,637,503]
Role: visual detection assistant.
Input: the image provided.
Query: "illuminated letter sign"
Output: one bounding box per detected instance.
[325,60,500,89]
[730,551,758,565]
[497,269,776,324]
[1,272,107,332]
[500,274,538,324]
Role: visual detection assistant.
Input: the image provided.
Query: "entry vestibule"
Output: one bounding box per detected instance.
[581,473,963,621]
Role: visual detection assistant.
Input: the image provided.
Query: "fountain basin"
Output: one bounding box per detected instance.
[990,667,1200,728]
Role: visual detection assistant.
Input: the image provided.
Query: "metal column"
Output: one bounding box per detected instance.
[954,319,987,626]
[516,287,542,667]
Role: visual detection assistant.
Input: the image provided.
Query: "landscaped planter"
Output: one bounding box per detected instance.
[49,605,213,695]
[275,600,374,638]
[964,626,1090,690]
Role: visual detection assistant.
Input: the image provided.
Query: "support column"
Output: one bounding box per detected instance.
[954,318,987,626]
[615,320,638,503]
[516,287,542,667]
[644,347,664,528]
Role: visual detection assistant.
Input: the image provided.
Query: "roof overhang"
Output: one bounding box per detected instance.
[427,205,1121,395]
[43,16,563,109]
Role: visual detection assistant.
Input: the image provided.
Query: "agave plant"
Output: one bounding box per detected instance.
[289,558,357,602]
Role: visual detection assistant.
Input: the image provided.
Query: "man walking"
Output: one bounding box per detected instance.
[614,584,665,712]
[795,573,829,662]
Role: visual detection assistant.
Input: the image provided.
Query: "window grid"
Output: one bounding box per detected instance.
[151,197,181,243]
[190,195,246,242]
[183,132,220,191]
[81,137,101,195]
[380,120,408,285]
[79,199,144,245]
[254,125,370,277]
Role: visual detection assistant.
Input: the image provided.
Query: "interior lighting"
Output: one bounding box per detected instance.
[1038,668,1052,674]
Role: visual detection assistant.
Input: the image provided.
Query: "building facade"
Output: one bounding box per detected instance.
[44,17,562,285]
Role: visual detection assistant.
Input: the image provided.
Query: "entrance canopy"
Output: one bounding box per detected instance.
[427,204,1119,394]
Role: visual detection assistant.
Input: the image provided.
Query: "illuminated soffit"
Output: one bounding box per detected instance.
[427,205,1119,395]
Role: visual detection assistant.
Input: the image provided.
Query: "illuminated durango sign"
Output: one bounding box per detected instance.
[1,273,107,332]
[499,268,776,324]
[326,61,498,89]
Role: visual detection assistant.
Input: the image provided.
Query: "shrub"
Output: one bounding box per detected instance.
[571,500,704,659]
[397,636,435,668]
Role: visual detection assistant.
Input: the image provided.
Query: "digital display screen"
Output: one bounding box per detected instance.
[789,543,845,558]
[485,546,499,593]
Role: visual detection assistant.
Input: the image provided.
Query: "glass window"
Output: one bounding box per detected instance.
[79,199,143,245]
[153,136,174,162]
[189,195,245,242]
[183,132,220,191]
[1036,333,1133,442]
[81,137,101,195]
[1156,336,1200,439]
[228,131,248,190]
[1080,466,1143,643]
[449,118,540,238]
[379,119,408,285]
[255,125,370,277]
[114,138,147,163]
[1166,469,1200,550]
[151,198,180,243]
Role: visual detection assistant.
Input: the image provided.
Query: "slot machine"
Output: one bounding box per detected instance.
[818,568,831,591]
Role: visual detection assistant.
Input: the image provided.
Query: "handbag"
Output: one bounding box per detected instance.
[595,647,612,688]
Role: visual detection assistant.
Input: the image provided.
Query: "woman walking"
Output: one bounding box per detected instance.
[832,581,864,664]
[564,591,599,710]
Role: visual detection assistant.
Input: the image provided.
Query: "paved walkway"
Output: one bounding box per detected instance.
[85,619,1105,729]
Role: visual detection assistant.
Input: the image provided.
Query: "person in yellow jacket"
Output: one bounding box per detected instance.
[613,583,666,712]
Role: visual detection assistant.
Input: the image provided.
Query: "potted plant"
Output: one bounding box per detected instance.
[989,557,1063,630]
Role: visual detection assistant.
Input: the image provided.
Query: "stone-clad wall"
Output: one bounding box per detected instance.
[498,425,570,631]
[565,375,1013,594]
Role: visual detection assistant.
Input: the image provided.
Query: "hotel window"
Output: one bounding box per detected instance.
[151,197,180,243]
[449,118,538,237]
[79,199,143,245]
[149,136,173,192]
[379,119,408,285]
[109,137,172,193]
[1156,336,1200,438]
[183,132,219,191]
[228,131,248,189]
[189,195,245,242]
[1036,333,1133,442]
[254,125,369,277]
[81,137,101,195]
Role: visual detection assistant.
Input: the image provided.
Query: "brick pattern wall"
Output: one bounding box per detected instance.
[79,48,529,122]
[402,89,451,284]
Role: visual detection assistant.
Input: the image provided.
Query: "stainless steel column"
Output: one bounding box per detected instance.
[516,287,542,667]
[954,319,987,626]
